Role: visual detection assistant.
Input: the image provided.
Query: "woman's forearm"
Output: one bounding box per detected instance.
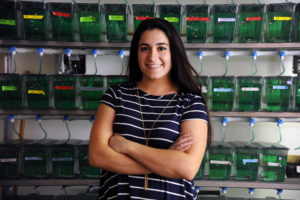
[89,142,151,175]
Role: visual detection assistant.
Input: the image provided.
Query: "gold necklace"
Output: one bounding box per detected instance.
[136,88,177,190]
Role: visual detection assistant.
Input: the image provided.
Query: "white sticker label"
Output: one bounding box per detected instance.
[0,158,17,163]
[25,157,43,161]
[218,18,236,22]
[210,160,231,165]
[297,165,300,173]
[267,162,281,167]
[287,81,292,85]
[214,88,234,92]
[52,157,73,162]
[242,159,258,165]
[241,87,260,92]
[80,87,103,91]
[273,85,288,90]
[202,86,207,93]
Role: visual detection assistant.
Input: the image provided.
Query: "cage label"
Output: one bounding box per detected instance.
[2,86,17,91]
[242,159,258,165]
[214,88,234,92]
[274,17,292,21]
[164,17,179,23]
[273,85,288,90]
[109,15,124,21]
[55,86,73,90]
[246,17,262,21]
[23,15,44,20]
[28,90,45,95]
[0,158,17,163]
[80,87,103,91]
[218,18,235,22]
[52,157,73,162]
[25,156,43,161]
[267,162,281,167]
[52,12,71,18]
[210,160,231,165]
[186,17,209,21]
[0,19,16,26]
[241,87,260,92]
[80,16,96,22]
[135,16,155,21]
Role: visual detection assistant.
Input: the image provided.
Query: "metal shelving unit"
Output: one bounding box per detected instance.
[2,40,300,57]
[0,178,299,190]
[1,39,300,197]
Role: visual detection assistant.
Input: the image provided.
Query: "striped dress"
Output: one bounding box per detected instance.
[98,82,208,200]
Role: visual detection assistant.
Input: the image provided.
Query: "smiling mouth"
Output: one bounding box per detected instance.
[146,64,162,68]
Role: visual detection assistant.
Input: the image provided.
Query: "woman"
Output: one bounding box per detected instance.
[89,18,211,200]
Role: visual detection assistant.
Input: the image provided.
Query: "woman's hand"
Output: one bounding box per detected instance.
[169,133,194,152]
[109,134,130,153]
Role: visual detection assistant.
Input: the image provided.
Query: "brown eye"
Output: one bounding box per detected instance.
[140,46,149,51]
[158,46,167,51]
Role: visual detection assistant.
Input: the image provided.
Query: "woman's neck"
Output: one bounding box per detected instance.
[137,78,178,96]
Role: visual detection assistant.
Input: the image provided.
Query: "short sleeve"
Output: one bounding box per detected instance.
[99,86,117,110]
[181,95,208,123]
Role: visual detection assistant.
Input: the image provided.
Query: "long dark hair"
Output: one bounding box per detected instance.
[127,18,211,149]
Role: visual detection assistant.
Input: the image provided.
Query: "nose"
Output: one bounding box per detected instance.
[148,48,158,61]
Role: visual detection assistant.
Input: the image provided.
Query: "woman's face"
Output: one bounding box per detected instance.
[137,29,172,82]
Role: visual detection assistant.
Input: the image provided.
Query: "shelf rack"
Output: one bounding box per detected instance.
[2,40,300,57]
[1,110,300,122]
[0,178,299,190]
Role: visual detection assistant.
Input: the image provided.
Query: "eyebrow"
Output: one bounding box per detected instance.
[139,42,169,46]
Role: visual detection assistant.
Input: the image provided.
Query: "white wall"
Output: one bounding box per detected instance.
[0,0,300,199]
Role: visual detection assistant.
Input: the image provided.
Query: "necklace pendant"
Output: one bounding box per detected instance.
[144,174,148,190]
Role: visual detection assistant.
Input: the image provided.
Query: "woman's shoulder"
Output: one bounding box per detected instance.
[178,91,203,102]
[108,82,136,96]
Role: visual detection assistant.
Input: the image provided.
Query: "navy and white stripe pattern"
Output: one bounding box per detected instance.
[98,82,208,200]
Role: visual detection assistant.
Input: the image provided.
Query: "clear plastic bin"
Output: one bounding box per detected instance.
[80,75,104,110]
[209,143,233,180]
[211,4,238,43]
[293,77,300,111]
[232,142,260,181]
[211,76,235,111]
[103,4,128,42]
[132,4,155,32]
[237,4,265,43]
[51,140,79,178]
[51,75,77,110]
[21,1,47,40]
[265,3,296,42]
[0,141,20,178]
[185,4,210,43]
[158,4,182,34]
[78,141,101,178]
[264,76,292,111]
[22,140,52,178]
[261,143,288,182]
[25,74,49,109]
[237,76,262,111]
[49,2,77,41]
[0,74,22,109]
[0,0,19,40]
[77,3,101,42]
[106,75,128,89]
